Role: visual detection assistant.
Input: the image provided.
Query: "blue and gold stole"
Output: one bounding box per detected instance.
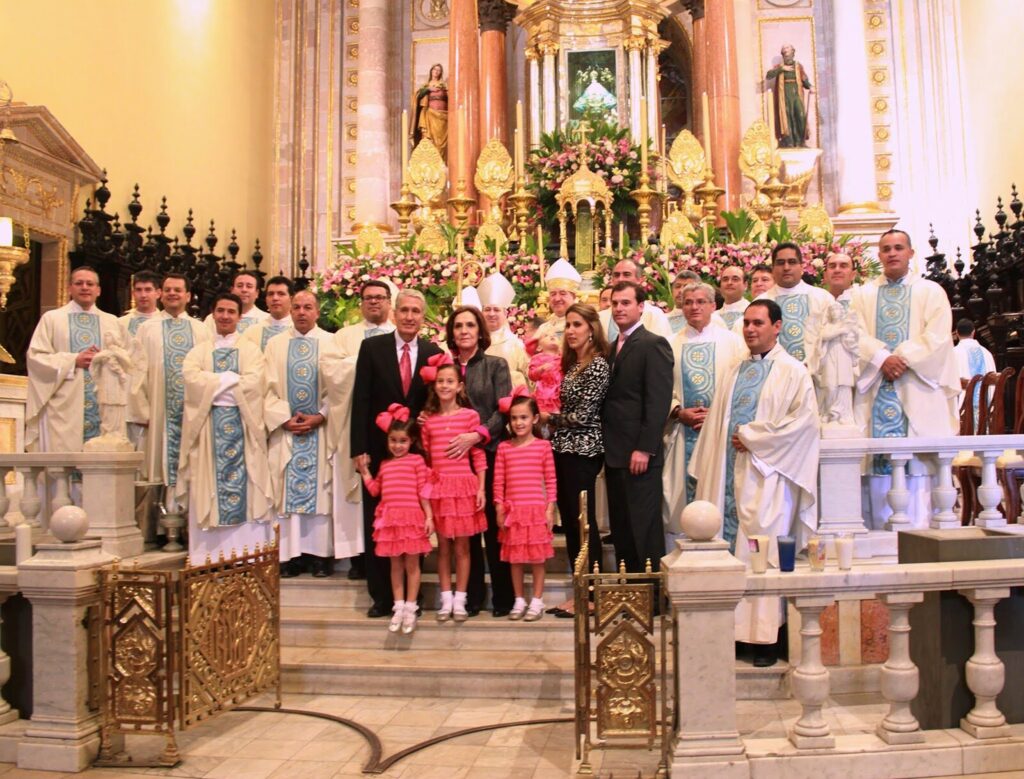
[723,359,774,552]
[127,315,148,336]
[237,315,259,334]
[284,337,320,514]
[777,293,810,362]
[69,312,102,443]
[721,309,744,330]
[211,348,247,526]
[871,282,910,473]
[162,318,195,486]
[680,341,716,503]
[260,323,289,351]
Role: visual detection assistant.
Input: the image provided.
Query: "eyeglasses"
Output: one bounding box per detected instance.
[773,258,802,266]
[361,294,389,302]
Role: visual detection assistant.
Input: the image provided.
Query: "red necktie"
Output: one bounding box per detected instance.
[616,332,626,354]
[400,343,412,396]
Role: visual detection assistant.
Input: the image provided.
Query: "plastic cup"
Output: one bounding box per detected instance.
[748,535,770,574]
[778,535,796,572]
[807,537,826,571]
[835,534,854,571]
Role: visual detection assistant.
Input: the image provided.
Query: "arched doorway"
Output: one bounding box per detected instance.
[658,16,693,153]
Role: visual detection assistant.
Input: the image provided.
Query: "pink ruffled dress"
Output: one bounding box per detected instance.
[528,352,562,414]
[495,438,556,564]
[363,454,433,557]
[422,407,488,539]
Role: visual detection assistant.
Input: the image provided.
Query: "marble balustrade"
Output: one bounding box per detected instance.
[666,542,1024,779]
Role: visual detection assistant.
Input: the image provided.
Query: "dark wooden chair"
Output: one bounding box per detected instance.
[959,369,1017,524]
[998,369,1024,522]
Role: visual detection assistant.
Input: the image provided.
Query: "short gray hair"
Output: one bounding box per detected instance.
[395,288,426,308]
[682,282,716,304]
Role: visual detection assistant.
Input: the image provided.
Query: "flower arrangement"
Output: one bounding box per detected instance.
[526,121,655,225]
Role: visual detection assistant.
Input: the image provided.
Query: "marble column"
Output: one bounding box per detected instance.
[626,36,645,139]
[478,1,512,147]
[540,42,559,134]
[645,39,663,140]
[527,47,541,147]
[354,0,391,230]
[690,6,706,146]
[832,0,882,213]
[704,0,742,209]
[449,0,482,205]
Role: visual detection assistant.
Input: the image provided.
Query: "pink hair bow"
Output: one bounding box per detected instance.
[524,337,539,358]
[375,403,410,432]
[419,352,454,384]
[498,385,532,414]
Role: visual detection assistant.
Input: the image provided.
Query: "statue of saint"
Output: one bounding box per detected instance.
[83,346,134,451]
[766,45,813,148]
[818,300,859,427]
[413,63,448,161]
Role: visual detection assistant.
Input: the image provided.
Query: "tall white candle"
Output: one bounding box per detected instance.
[702,92,713,172]
[640,97,648,171]
[401,110,410,183]
[516,100,525,177]
[0,217,12,248]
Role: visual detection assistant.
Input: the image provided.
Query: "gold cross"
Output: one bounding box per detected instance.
[576,120,593,146]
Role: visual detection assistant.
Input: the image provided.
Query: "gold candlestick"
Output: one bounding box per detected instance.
[447,179,476,235]
[630,170,662,243]
[507,177,537,245]
[693,170,724,238]
[390,183,419,239]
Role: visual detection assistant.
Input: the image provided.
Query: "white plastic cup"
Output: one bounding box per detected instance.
[836,534,854,571]
[748,535,770,574]
[808,536,826,571]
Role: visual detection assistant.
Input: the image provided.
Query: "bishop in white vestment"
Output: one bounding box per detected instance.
[690,300,819,647]
[27,267,128,452]
[535,259,581,344]
[177,293,273,565]
[478,271,529,387]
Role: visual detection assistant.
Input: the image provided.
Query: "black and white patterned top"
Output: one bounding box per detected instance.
[549,355,610,457]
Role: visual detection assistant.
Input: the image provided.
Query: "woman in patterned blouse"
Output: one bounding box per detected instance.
[546,303,610,587]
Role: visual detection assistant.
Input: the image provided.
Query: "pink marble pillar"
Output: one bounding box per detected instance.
[354,0,391,229]
[704,0,742,210]
[448,0,481,210]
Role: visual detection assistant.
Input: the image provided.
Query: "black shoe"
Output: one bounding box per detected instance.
[492,608,511,618]
[312,557,333,578]
[753,642,778,668]
[366,603,391,618]
[601,534,614,544]
[465,607,481,618]
[280,561,300,578]
[347,566,366,580]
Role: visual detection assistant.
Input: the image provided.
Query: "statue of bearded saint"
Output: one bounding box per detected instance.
[766,44,813,148]
[413,63,448,161]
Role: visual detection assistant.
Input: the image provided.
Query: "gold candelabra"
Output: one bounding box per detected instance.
[508,175,538,244]
[630,170,661,244]
[0,219,29,310]
[447,179,475,235]
[389,183,418,239]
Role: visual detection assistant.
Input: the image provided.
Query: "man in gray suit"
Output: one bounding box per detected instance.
[602,281,674,574]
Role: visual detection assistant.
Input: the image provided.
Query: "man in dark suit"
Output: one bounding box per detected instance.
[351,289,443,617]
[602,281,674,574]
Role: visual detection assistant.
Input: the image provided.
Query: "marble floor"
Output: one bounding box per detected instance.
[0,693,1021,779]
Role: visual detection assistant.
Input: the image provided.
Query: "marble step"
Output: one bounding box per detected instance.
[280,572,574,610]
[399,534,573,575]
[281,605,575,651]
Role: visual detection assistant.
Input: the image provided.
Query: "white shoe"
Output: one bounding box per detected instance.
[524,599,544,622]
[437,598,453,623]
[452,601,468,622]
[388,601,405,633]
[509,599,527,621]
[401,603,418,634]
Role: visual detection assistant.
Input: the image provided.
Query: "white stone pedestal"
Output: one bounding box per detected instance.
[17,539,114,772]
[78,453,144,558]
[664,539,750,779]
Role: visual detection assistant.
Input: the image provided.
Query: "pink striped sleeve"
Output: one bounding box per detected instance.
[470,445,487,473]
[493,445,507,504]
[542,444,557,502]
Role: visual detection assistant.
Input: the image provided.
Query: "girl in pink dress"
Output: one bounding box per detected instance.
[420,355,487,622]
[357,404,434,635]
[527,332,563,414]
[495,388,557,621]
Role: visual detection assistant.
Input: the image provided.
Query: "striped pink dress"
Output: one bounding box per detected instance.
[362,454,433,557]
[494,438,557,564]
[422,407,488,539]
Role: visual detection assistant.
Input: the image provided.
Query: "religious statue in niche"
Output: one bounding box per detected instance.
[413,63,448,162]
[765,44,813,148]
[568,50,618,124]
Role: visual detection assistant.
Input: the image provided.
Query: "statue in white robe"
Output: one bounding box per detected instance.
[177,333,273,565]
[750,280,834,372]
[26,301,127,452]
[85,347,134,450]
[817,300,859,426]
[689,342,820,644]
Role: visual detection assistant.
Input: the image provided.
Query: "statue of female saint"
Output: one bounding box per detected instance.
[413,63,448,161]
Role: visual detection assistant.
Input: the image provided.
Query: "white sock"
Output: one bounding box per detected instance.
[530,597,544,610]
[404,600,418,613]
[440,591,454,607]
[392,600,406,613]
[454,590,467,606]
[513,597,527,610]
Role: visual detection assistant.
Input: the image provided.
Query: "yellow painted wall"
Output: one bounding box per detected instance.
[0,0,275,265]
[960,0,1024,218]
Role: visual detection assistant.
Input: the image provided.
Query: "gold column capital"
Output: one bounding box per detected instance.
[623,35,647,52]
[537,41,560,57]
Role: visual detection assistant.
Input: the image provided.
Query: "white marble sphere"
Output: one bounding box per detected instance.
[680,500,722,542]
[49,505,90,543]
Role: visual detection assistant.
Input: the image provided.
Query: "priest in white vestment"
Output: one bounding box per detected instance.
[718,265,750,330]
[204,270,271,334]
[663,283,746,543]
[241,275,294,351]
[265,290,346,577]
[599,259,672,341]
[953,318,996,416]
[690,299,819,663]
[27,266,129,452]
[129,273,211,492]
[536,259,581,344]
[849,230,960,529]
[478,271,529,387]
[177,292,272,565]
[118,270,164,339]
[748,242,833,373]
[331,279,397,576]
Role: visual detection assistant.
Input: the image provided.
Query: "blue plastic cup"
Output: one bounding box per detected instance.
[778,535,796,572]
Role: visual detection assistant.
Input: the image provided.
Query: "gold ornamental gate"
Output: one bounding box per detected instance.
[95,540,282,767]
[573,495,675,776]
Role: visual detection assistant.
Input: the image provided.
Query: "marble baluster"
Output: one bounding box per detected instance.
[19,466,42,529]
[49,467,72,532]
[354,0,391,230]
[0,594,17,726]
[789,595,836,749]
[930,450,960,529]
[958,587,1011,738]
[0,466,10,527]
[877,592,925,744]
[885,453,913,532]
[527,47,541,147]
[975,450,1006,527]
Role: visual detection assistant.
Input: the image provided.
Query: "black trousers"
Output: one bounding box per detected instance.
[604,464,666,574]
[468,450,514,612]
[360,484,392,610]
[554,452,604,573]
